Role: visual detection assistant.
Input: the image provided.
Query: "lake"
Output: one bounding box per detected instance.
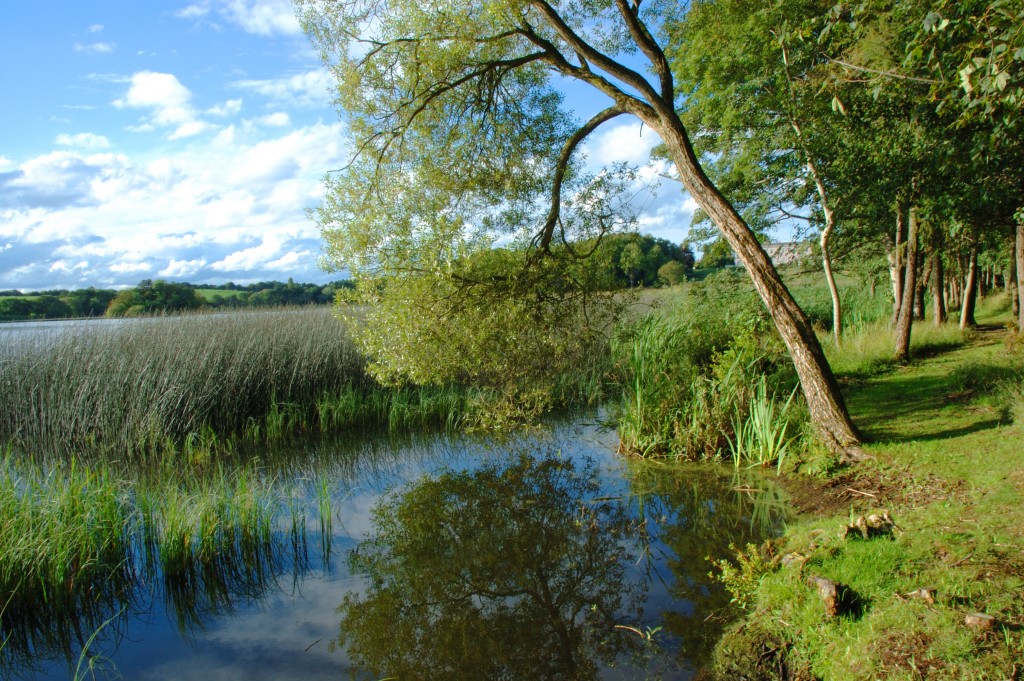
[1,418,787,681]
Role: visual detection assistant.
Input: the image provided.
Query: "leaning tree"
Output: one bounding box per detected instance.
[298,0,864,459]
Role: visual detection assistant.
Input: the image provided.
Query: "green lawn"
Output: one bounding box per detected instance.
[194,288,248,302]
[713,306,1024,679]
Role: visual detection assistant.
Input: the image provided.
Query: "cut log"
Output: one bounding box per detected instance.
[808,576,840,617]
[964,612,996,631]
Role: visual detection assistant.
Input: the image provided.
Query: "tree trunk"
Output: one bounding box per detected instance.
[652,114,862,459]
[894,205,918,362]
[930,251,946,326]
[822,224,842,346]
[960,246,977,329]
[886,215,906,326]
[914,251,927,321]
[1010,244,1019,320]
[1017,220,1024,332]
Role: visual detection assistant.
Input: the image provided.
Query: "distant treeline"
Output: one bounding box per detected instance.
[0,235,696,321]
[0,279,355,321]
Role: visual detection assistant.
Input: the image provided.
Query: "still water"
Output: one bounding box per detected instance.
[5,420,787,681]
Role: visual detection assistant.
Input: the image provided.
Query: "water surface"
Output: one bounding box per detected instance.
[6,420,787,680]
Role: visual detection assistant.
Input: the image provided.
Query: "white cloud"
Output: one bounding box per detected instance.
[221,0,301,36]
[74,42,115,55]
[584,121,660,167]
[168,120,217,140]
[254,112,290,127]
[207,99,243,116]
[231,69,333,109]
[114,71,217,140]
[175,4,210,20]
[88,24,104,33]
[159,258,208,277]
[0,122,346,288]
[55,133,112,149]
[176,0,300,36]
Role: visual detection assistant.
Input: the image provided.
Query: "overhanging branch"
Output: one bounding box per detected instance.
[533,106,628,253]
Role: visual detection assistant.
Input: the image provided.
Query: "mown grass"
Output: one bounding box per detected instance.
[711,298,1024,680]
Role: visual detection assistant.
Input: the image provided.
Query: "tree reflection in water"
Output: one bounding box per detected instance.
[335,453,649,680]
[623,462,790,670]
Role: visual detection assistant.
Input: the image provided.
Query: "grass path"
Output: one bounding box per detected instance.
[713,318,1024,680]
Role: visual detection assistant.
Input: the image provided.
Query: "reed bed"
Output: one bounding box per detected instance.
[0,308,478,460]
[611,279,795,461]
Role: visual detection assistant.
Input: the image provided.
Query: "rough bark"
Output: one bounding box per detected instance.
[930,251,946,326]
[960,246,977,330]
[650,113,863,460]
[1010,247,1019,320]
[1017,220,1024,332]
[893,206,918,362]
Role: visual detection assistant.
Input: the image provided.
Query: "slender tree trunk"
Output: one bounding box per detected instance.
[931,251,946,326]
[652,113,862,459]
[777,65,842,347]
[886,216,906,326]
[894,205,918,362]
[821,224,842,346]
[1010,246,1019,320]
[960,246,978,329]
[1016,219,1024,331]
[914,251,927,321]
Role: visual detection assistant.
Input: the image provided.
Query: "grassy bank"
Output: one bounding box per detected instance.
[709,303,1024,679]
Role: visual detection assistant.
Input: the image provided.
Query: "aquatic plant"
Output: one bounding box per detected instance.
[729,376,797,472]
[611,280,792,460]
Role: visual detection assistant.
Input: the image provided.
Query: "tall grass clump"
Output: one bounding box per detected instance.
[0,308,366,459]
[612,272,797,460]
[825,321,965,378]
[0,456,133,661]
[729,376,797,471]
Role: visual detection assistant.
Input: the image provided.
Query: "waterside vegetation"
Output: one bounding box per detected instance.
[708,298,1024,679]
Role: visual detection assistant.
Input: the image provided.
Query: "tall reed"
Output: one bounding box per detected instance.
[612,278,795,460]
[0,309,364,459]
[0,455,339,658]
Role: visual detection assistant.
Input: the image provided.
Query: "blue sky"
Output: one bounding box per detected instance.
[0,1,696,291]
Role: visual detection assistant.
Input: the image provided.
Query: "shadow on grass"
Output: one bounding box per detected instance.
[847,361,1015,444]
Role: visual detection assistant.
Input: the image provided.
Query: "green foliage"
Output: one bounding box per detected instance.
[696,237,736,269]
[0,295,74,321]
[729,376,798,472]
[106,280,203,317]
[657,259,687,286]
[339,247,618,425]
[612,273,795,459]
[710,541,779,611]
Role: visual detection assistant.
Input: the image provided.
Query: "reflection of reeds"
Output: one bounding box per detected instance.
[0,456,335,667]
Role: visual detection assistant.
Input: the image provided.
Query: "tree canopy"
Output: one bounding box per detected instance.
[299,0,863,455]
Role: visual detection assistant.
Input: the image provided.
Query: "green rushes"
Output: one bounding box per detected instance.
[728,376,797,472]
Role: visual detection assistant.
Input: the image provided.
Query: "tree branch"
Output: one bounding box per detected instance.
[612,0,674,101]
[824,56,939,85]
[533,107,628,254]
[528,1,661,105]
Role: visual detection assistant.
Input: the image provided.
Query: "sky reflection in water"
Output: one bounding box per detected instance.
[11,420,787,681]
